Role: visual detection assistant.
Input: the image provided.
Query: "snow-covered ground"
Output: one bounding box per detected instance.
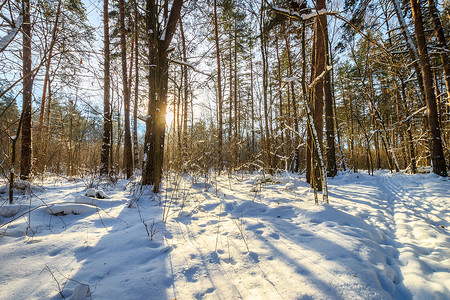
[0,171,449,299]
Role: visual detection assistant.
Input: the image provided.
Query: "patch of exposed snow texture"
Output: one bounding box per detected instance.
[85,188,97,198]
[0,204,25,218]
[70,283,90,300]
[0,172,449,299]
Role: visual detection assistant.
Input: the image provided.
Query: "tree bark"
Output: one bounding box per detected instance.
[249,40,255,157]
[301,22,328,203]
[260,1,271,172]
[427,0,450,101]
[275,36,283,154]
[214,0,223,173]
[10,111,24,204]
[119,0,133,179]
[284,33,299,173]
[100,0,111,176]
[20,0,33,180]
[399,76,418,174]
[324,26,337,177]
[180,18,189,162]
[391,0,426,105]
[306,29,316,184]
[410,0,447,176]
[133,0,139,168]
[142,0,183,192]
[312,0,326,189]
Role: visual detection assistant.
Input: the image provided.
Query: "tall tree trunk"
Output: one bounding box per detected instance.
[368,69,381,169]
[100,0,111,176]
[427,0,450,101]
[174,68,181,152]
[312,0,326,190]
[306,30,316,184]
[115,83,122,172]
[133,0,139,168]
[214,0,223,173]
[399,76,418,174]
[275,36,284,158]
[233,20,238,152]
[284,33,299,173]
[410,0,447,176]
[324,27,337,177]
[395,84,407,169]
[301,21,328,203]
[142,0,183,192]
[392,0,426,105]
[249,41,255,157]
[119,0,133,179]
[180,18,189,162]
[45,81,52,160]
[20,0,33,180]
[260,1,271,172]
[234,22,240,166]
[227,30,233,171]
[10,111,24,204]
[348,90,355,170]
[183,69,188,155]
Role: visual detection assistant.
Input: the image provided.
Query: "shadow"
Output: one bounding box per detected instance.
[2,180,171,300]
[229,197,411,299]
[58,186,169,299]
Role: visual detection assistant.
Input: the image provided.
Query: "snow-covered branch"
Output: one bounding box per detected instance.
[403,106,427,123]
[301,9,339,21]
[308,65,332,89]
[282,76,300,83]
[281,65,333,90]
[169,59,211,77]
[271,5,339,21]
[0,15,23,52]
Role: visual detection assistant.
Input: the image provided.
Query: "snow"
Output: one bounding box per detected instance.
[85,188,97,198]
[282,76,299,83]
[0,171,449,299]
[0,185,7,194]
[403,106,427,123]
[71,283,91,300]
[46,203,100,215]
[170,59,195,69]
[301,9,338,21]
[0,204,25,218]
[271,7,339,21]
[272,7,298,17]
[0,15,23,52]
[85,188,109,199]
[160,29,166,41]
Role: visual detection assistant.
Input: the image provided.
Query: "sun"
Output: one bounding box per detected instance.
[165,106,175,127]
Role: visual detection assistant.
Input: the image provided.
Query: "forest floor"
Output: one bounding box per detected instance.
[0,170,449,299]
